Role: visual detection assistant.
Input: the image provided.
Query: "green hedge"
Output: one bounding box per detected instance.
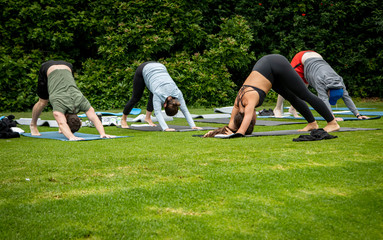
[1,0,382,111]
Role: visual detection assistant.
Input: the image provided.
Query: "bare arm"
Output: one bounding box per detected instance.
[228,104,239,131]
[53,111,84,140]
[86,107,114,138]
[236,103,256,135]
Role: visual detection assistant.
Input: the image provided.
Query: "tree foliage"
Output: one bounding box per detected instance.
[0,0,381,111]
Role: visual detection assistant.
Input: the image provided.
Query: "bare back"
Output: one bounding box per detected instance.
[47,65,72,76]
[302,52,323,65]
[243,71,272,93]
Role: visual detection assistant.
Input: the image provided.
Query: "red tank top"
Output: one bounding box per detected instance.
[290,50,314,84]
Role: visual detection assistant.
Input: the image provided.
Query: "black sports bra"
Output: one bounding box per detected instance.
[236,85,266,108]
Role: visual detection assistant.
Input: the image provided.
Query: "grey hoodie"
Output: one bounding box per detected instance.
[304,58,359,116]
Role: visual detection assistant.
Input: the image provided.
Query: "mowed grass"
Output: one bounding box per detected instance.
[1,101,382,239]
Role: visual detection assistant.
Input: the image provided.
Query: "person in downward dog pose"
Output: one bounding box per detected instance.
[273,50,369,121]
[30,60,114,140]
[121,62,201,131]
[204,54,340,138]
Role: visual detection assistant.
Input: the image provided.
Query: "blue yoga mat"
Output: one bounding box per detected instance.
[78,108,141,118]
[333,111,383,116]
[21,132,131,141]
[258,116,381,121]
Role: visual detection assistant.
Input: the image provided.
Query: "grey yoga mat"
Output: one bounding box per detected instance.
[121,124,218,132]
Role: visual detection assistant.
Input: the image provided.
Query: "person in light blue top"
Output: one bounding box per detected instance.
[121,62,201,131]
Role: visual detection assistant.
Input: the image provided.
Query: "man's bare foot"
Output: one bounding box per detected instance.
[144,118,157,126]
[273,108,283,118]
[289,107,300,118]
[30,125,41,136]
[323,120,340,132]
[299,121,319,131]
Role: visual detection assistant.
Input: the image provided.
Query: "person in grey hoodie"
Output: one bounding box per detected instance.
[274,51,369,121]
[121,62,201,131]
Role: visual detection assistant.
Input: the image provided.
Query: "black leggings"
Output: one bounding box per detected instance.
[252,54,334,123]
[123,62,155,115]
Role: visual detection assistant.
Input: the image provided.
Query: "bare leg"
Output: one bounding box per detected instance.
[273,95,284,117]
[120,114,130,128]
[30,98,48,135]
[288,106,300,118]
[144,111,157,126]
[289,83,309,118]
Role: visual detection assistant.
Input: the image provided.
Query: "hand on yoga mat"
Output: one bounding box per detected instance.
[69,136,85,141]
[192,126,203,130]
[100,134,115,138]
[335,117,344,121]
[357,115,369,120]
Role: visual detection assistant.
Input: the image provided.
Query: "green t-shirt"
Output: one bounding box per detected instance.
[48,69,91,114]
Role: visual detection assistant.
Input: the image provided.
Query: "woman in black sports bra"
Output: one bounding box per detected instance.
[204,54,340,138]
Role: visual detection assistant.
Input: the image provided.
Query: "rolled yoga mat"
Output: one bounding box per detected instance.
[77,108,141,118]
[195,118,305,126]
[120,124,217,132]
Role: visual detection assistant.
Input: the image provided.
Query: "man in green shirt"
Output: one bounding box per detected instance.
[31,60,114,140]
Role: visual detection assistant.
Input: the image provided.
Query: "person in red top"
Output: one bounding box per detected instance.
[290,50,313,84]
[273,51,369,120]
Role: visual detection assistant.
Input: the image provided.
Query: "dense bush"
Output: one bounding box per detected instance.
[0,0,382,111]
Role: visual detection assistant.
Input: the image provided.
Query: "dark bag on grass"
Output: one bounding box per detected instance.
[258,108,274,116]
[0,115,20,139]
[293,129,337,142]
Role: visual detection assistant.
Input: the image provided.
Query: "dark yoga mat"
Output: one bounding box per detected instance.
[122,124,217,132]
[21,132,131,141]
[195,118,305,126]
[298,107,375,111]
[246,127,381,137]
[193,127,381,137]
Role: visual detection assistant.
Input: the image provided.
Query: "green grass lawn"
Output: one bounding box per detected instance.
[1,101,382,239]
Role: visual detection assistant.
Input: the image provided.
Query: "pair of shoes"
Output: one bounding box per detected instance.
[258,109,274,116]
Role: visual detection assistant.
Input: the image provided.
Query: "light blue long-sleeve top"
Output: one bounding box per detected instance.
[142,63,196,130]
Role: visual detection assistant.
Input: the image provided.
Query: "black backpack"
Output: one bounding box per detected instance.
[0,115,20,139]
